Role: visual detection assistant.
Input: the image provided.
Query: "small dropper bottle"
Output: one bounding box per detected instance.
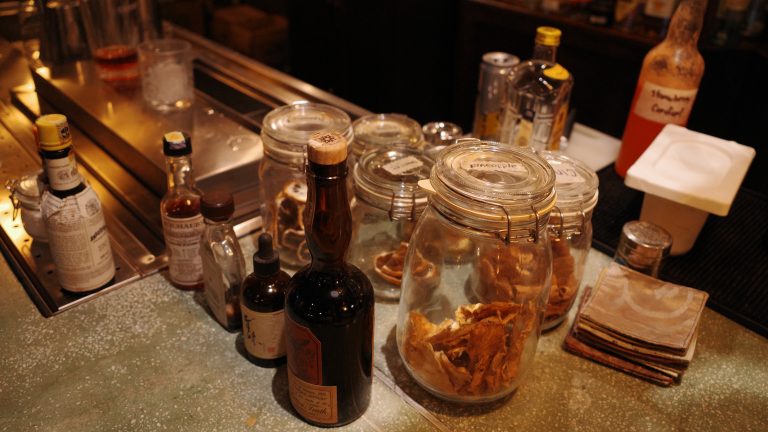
[240,233,290,367]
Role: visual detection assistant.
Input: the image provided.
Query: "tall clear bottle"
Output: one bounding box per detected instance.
[500,26,574,151]
[161,131,204,290]
[200,190,245,331]
[285,131,374,427]
[37,114,115,293]
[615,0,706,177]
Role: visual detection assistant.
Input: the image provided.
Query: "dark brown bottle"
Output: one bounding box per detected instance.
[285,131,374,427]
[241,233,290,367]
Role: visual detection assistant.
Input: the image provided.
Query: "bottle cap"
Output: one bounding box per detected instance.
[36,114,72,151]
[535,26,561,47]
[163,131,192,156]
[201,190,235,221]
[308,131,347,165]
[253,233,280,276]
[615,220,672,277]
[543,64,570,81]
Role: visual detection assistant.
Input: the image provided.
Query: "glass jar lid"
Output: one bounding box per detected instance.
[351,113,423,156]
[353,148,433,220]
[261,102,353,165]
[540,151,598,232]
[422,139,556,238]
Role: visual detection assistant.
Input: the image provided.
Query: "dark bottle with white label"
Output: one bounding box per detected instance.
[161,131,204,290]
[37,114,115,293]
[285,131,374,427]
[240,233,290,367]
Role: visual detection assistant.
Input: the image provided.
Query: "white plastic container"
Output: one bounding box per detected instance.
[625,124,755,255]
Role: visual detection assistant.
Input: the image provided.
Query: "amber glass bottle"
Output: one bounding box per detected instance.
[161,131,204,290]
[615,0,706,177]
[285,131,374,427]
[241,233,290,367]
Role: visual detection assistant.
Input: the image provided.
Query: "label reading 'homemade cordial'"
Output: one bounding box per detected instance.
[382,156,424,176]
[286,315,338,424]
[162,214,204,285]
[634,82,698,125]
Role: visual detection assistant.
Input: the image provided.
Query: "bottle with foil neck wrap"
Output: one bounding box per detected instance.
[37,114,115,293]
[285,131,374,427]
[499,27,574,152]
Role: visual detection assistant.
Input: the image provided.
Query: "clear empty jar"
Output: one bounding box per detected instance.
[259,102,353,270]
[397,139,556,403]
[351,113,423,163]
[540,152,598,330]
[6,172,47,242]
[349,148,433,301]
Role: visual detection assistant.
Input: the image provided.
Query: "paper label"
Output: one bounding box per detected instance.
[634,82,698,125]
[41,187,115,291]
[44,154,81,191]
[552,163,584,185]
[202,251,229,326]
[382,155,424,176]
[162,214,204,285]
[242,307,286,359]
[288,368,338,424]
[460,159,527,175]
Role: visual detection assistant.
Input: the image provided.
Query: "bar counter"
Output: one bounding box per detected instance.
[2,242,767,431]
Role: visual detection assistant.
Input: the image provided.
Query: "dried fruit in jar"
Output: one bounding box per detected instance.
[403,300,537,397]
[374,242,436,286]
[544,236,578,323]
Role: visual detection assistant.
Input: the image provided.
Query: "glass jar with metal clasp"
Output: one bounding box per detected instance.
[350,113,423,167]
[348,148,433,301]
[259,102,354,270]
[397,139,556,403]
[5,171,47,242]
[540,151,598,330]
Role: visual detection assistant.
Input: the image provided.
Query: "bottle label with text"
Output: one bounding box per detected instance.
[242,307,286,359]
[634,82,698,125]
[162,213,204,285]
[44,153,81,191]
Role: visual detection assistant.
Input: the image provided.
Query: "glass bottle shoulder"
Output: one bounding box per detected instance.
[508,60,573,96]
[641,42,705,86]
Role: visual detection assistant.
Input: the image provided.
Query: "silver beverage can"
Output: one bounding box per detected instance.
[472,52,520,141]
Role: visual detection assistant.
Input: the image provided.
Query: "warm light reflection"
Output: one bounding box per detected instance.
[75,62,85,85]
[35,66,50,79]
[107,102,114,117]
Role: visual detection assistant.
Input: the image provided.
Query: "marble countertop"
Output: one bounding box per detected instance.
[2,240,767,432]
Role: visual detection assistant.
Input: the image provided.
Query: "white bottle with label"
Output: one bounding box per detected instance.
[37,114,115,293]
[240,233,290,367]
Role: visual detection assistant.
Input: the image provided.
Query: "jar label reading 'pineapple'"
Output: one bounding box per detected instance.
[460,159,527,175]
[382,156,424,176]
[44,154,81,191]
[242,307,286,359]
[634,82,698,125]
[286,316,338,424]
[161,213,204,285]
[41,188,115,292]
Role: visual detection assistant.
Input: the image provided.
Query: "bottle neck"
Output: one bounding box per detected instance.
[203,217,233,228]
[166,156,195,191]
[305,160,350,269]
[532,43,558,64]
[665,0,705,46]
[41,146,85,195]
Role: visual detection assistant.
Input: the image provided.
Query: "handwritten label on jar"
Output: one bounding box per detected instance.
[552,164,584,185]
[460,159,527,175]
[382,156,424,176]
[162,213,204,285]
[634,82,698,125]
[242,307,286,359]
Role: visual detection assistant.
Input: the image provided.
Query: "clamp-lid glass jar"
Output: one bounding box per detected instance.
[259,102,353,269]
[540,151,598,330]
[6,172,47,242]
[397,139,556,403]
[351,113,423,162]
[349,148,433,301]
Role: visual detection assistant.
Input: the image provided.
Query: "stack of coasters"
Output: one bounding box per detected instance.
[564,263,708,386]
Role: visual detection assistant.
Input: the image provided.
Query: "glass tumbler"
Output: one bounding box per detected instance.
[138,39,194,111]
[397,139,557,403]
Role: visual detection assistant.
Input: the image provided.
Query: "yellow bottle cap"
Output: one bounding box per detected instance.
[535,26,561,47]
[35,114,72,151]
[544,63,570,81]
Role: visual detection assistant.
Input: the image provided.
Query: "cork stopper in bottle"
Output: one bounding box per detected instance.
[307,131,347,165]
